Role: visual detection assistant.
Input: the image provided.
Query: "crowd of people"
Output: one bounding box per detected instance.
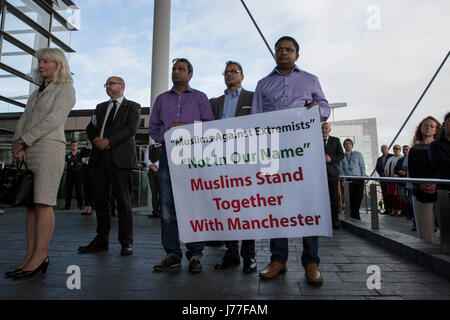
[376,114,449,243]
[3,37,449,288]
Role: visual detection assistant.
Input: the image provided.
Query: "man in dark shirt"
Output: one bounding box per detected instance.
[64,141,83,210]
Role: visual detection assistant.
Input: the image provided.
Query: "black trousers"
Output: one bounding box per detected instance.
[147,169,160,215]
[81,168,93,207]
[92,150,133,246]
[224,240,255,260]
[327,177,339,226]
[65,170,83,208]
[349,180,364,219]
[380,182,389,211]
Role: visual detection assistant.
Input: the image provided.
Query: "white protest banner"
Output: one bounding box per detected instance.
[164,106,332,243]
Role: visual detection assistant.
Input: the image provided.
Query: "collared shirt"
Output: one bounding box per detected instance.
[251,65,330,121]
[100,95,125,138]
[149,85,214,143]
[339,151,366,176]
[222,87,243,119]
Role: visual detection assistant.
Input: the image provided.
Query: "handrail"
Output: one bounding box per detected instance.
[339,175,450,185]
[338,175,450,253]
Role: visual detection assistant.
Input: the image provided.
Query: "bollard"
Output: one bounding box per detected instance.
[438,190,450,254]
[344,180,351,218]
[370,183,379,230]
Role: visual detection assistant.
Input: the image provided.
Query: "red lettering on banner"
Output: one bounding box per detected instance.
[212,194,284,213]
[227,214,321,230]
[255,167,304,185]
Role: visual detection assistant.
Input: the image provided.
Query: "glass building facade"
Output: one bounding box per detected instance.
[0,0,78,113]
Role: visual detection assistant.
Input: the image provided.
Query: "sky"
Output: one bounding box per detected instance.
[6,0,450,152]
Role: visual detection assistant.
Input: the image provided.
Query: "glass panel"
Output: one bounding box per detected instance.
[0,74,32,111]
[11,0,50,30]
[1,38,36,75]
[4,10,49,50]
[51,17,71,45]
[0,100,25,113]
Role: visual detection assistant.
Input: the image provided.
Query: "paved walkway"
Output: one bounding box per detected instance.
[1,208,450,300]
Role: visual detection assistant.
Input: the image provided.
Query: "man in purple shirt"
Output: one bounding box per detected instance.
[252,36,330,285]
[149,58,214,273]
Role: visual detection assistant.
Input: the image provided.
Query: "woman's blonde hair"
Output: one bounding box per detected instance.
[33,48,73,84]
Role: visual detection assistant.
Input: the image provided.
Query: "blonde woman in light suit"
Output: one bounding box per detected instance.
[5,48,76,279]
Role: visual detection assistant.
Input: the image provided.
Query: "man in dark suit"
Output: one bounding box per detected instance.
[79,76,141,256]
[375,145,393,214]
[210,61,257,273]
[322,122,344,229]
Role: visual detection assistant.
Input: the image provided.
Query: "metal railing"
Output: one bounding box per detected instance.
[339,176,450,253]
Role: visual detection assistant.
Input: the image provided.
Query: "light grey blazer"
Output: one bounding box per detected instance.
[15,82,76,146]
[14,82,76,205]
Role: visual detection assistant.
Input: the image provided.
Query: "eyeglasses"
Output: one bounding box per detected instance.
[393,147,401,150]
[222,69,242,76]
[104,82,121,87]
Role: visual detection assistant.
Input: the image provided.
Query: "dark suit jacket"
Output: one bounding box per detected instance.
[86,98,141,169]
[375,153,394,177]
[210,89,254,120]
[324,136,344,178]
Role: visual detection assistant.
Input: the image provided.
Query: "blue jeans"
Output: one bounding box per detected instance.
[159,147,204,260]
[270,236,320,268]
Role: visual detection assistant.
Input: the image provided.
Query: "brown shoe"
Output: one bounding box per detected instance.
[259,261,286,279]
[305,263,323,286]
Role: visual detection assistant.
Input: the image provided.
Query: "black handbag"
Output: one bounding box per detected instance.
[0,162,34,207]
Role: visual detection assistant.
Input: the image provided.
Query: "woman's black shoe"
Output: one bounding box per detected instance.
[12,257,49,279]
[4,269,22,278]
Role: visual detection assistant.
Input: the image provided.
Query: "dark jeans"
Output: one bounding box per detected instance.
[270,237,320,268]
[224,240,255,260]
[159,147,204,260]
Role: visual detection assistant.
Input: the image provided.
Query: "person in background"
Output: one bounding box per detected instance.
[144,143,162,218]
[408,116,441,242]
[384,144,405,216]
[64,141,83,210]
[394,145,413,220]
[375,145,393,215]
[322,122,344,228]
[6,48,76,279]
[339,138,366,220]
[80,139,93,216]
[429,112,450,194]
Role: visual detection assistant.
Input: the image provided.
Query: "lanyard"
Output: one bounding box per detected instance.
[345,152,353,166]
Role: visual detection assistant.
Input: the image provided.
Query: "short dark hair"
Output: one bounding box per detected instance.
[225,60,243,74]
[343,138,354,147]
[71,141,78,144]
[444,111,450,122]
[172,58,193,74]
[275,36,300,54]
